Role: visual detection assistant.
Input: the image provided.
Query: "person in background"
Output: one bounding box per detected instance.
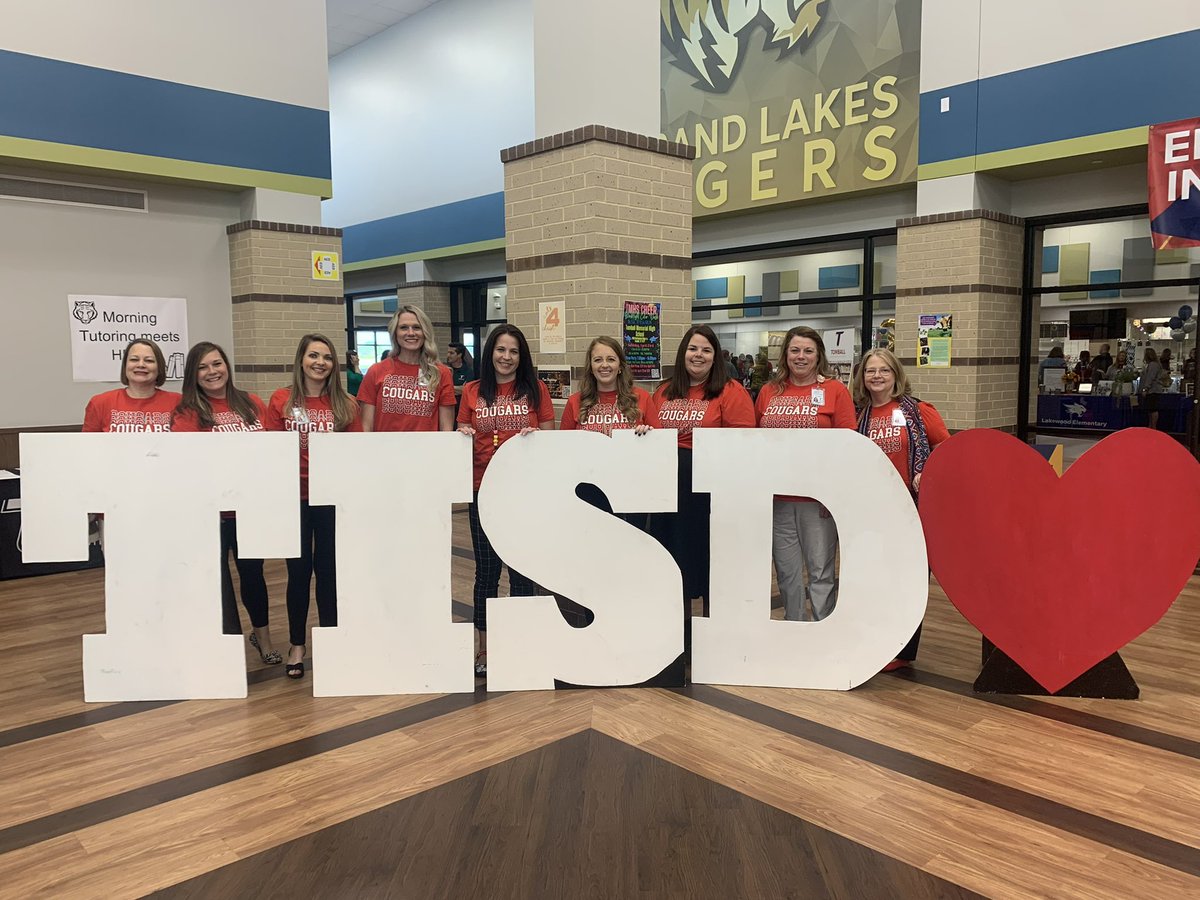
[457,324,555,676]
[172,342,281,666]
[1183,348,1197,384]
[358,305,455,433]
[447,342,475,393]
[345,351,363,397]
[264,334,361,679]
[852,348,950,671]
[1160,347,1173,376]
[750,350,772,397]
[1073,350,1093,384]
[1038,346,1067,388]
[1093,343,1113,376]
[83,339,179,433]
[1140,347,1165,430]
[1102,350,1129,381]
[650,325,755,653]
[755,326,855,623]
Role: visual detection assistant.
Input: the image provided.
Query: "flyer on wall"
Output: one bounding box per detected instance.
[68,295,188,382]
[917,313,952,367]
[623,300,661,380]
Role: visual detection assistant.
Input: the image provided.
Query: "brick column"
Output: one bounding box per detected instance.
[895,210,1028,432]
[226,221,345,398]
[501,125,694,389]
[396,280,452,354]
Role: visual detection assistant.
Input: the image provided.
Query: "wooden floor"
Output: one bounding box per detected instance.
[0,508,1198,899]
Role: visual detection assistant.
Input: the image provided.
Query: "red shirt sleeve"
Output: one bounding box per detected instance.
[357,363,382,408]
[171,408,199,432]
[828,381,857,429]
[535,382,555,423]
[648,384,667,428]
[919,401,951,447]
[436,364,455,407]
[457,382,477,425]
[560,394,580,430]
[719,381,756,427]
[248,393,268,427]
[263,389,288,432]
[635,388,653,426]
[82,394,107,433]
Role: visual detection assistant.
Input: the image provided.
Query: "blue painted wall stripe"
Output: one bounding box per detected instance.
[341,193,506,263]
[920,30,1200,165]
[0,49,330,179]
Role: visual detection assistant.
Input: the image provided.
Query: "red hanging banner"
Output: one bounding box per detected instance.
[1148,118,1200,249]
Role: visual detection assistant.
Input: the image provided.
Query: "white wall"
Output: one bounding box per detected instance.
[2,0,329,109]
[0,167,240,428]
[1009,164,1147,218]
[922,0,1200,91]
[533,0,658,138]
[323,0,534,228]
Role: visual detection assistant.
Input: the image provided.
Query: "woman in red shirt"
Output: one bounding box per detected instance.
[650,325,755,650]
[173,342,281,666]
[456,324,555,676]
[852,347,949,670]
[82,339,180,433]
[756,326,856,623]
[264,333,361,678]
[358,305,455,433]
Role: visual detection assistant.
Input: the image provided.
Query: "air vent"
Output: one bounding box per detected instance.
[0,175,147,212]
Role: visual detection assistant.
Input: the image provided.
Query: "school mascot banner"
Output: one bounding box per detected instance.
[660,0,921,216]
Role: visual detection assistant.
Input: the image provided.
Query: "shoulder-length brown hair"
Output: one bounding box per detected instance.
[578,336,642,426]
[768,326,835,395]
[176,342,260,430]
[662,324,727,401]
[287,333,358,431]
[851,347,912,407]
[119,339,167,388]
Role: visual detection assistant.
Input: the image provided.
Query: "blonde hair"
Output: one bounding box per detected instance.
[851,347,911,407]
[768,326,835,394]
[388,304,442,392]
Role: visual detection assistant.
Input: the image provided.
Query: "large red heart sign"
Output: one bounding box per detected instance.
[919,428,1200,694]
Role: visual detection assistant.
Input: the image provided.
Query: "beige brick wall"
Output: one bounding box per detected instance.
[227,223,346,398]
[505,138,693,379]
[896,215,1026,431]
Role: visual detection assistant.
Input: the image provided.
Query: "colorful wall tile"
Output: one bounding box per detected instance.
[1059,243,1090,300]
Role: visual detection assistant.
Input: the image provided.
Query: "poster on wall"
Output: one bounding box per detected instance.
[540,300,567,354]
[661,0,921,216]
[68,295,188,383]
[536,367,571,400]
[1148,118,1200,249]
[917,314,952,368]
[623,300,662,380]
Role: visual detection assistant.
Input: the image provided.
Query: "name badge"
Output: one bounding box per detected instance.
[811,388,825,406]
[891,408,907,427]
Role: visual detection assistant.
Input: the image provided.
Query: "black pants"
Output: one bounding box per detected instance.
[219,518,269,635]
[468,494,538,631]
[649,448,709,649]
[285,501,338,647]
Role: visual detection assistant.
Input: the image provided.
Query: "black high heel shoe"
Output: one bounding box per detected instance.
[286,645,306,679]
[249,633,282,665]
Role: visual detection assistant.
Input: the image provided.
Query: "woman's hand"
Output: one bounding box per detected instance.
[634,424,653,436]
[912,472,923,492]
[519,426,538,436]
[457,425,476,436]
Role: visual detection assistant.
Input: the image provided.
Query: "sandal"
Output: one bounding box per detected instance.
[249,633,283,665]
[286,646,306,679]
[474,651,487,678]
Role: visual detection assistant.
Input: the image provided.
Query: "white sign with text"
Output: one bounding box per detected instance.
[68,294,188,382]
[19,429,928,700]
